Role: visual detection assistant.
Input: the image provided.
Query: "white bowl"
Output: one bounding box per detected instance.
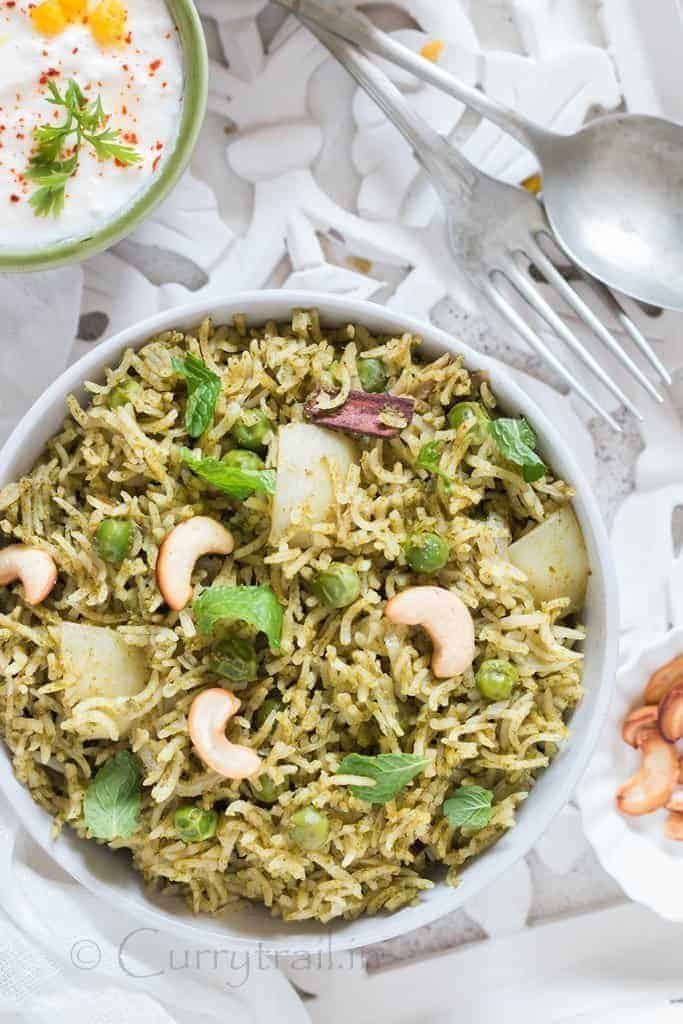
[0,291,618,953]
[578,628,683,921]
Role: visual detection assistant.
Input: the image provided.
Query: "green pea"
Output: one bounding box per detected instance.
[250,773,287,804]
[404,532,449,574]
[96,518,133,565]
[223,449,265,472]
[476,659,519,701]
[289,806,329,850]
[311,563,361,609]
[254,694,282,730]
[108,379,141,410]
[358,357,387,394]
[230,410,271,451]
[214,635,258,683]
[174,804,218,843]
[447,402,491,444]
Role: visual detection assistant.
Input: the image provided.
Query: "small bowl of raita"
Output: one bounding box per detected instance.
[0,0,206,271]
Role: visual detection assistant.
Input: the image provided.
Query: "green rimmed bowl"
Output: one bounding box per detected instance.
[0,0,207,273]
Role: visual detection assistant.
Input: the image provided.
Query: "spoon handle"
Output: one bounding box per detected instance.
[275,0,541,152]
[304,18,479,199]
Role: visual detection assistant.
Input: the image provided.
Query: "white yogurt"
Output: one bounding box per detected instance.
[0,0,183,249]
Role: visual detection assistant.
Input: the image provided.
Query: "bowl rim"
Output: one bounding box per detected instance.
[0,0,208,273]
[0,290,619,952]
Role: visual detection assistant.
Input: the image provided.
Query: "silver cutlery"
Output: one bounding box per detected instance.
[275,1,670,429]
[276,0,683,313]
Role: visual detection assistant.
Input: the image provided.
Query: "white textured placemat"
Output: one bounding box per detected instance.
[2,0,683,1016]
[302,902,683,1023]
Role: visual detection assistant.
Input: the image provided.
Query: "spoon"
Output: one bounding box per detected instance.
[277,0,683,312]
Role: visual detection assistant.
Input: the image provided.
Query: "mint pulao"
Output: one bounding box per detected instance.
[0,311,587,923]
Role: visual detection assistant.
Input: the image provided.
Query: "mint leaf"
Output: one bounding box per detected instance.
[489,418,546,483]
[83,751,142,841]
[172,356,222,438]
[417,440,442,472]
[180,448,276,499]
[517,418,537,448]
[194,585,283,651]
[417,440,452,492]
[336,752,430,804]
[443,785,494,830]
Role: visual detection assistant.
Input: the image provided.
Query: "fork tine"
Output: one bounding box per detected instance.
[528,237,663,404]
[486,276,622,432]
[577,274,673,387]
[504,261,642,421]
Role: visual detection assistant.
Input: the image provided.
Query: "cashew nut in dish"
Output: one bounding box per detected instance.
[644,654,683,704]
[667,789,683,813]
[156,516,234,611]
[0,544,57,606]
[621,705,658,747]
[658,682,683,742]
[188,687,261,780]
[616,726,678,816]
[385,586,475,679]
[665,811,683,841]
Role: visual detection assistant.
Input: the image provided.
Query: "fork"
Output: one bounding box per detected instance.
[275,0,672,430]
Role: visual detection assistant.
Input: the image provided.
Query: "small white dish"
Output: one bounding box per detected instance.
[578,627,683,921]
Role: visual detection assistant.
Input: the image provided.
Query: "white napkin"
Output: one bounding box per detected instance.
[0,269,82,444]
[0,794,309,1024]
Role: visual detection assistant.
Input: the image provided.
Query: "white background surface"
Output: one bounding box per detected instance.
[3,0,683,1020]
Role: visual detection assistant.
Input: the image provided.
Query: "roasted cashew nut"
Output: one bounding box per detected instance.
[658,682,683,742]
[667,789,683,813]
[665,811,683,841]
[644,654,683,704]
[616,726,678,816]
[0,544,57,606]
[156,516,234,611]
[621,705,658,748]
[385,586,475,679]
[188,688,261,780]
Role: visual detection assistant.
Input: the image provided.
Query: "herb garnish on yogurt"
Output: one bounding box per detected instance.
[26,78,140,218]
